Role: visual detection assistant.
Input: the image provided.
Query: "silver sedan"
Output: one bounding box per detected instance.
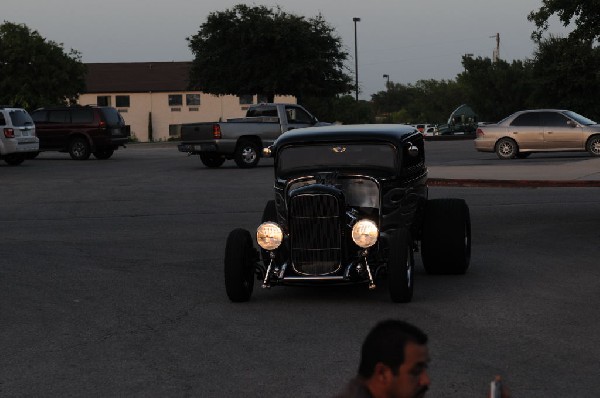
[474,109,600,159]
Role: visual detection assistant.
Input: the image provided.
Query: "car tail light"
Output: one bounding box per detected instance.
[3,128,14,138]
[476,128,484,138]
[99,120,107,128]
[212,124,222,139]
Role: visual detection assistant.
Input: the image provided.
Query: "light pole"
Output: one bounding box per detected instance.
[383,74,390,88]
[353,17,361,101]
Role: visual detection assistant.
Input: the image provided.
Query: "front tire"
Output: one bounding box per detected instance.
[421,198,471,275]
[388,228,414,303]
[224,228,256,302]
[586,135,600,156]
[69,137,91,160]
[234,139,260,168]
[495,138,518,160]
[200,153,226,168]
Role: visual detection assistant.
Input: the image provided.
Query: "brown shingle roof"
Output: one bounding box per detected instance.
[84,62,192,93]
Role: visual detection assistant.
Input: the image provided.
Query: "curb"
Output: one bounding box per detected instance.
[428,178,600,188]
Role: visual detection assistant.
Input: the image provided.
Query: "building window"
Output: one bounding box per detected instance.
[186,94,200,106]
[169,124,180,137]
[116,95,130,108]
[168,95,183,106]
[97,96,111,106]
[238,95,253,105]
[257,94,269,104]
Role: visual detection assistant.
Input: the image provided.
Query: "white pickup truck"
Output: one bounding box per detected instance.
[177,103,327,168]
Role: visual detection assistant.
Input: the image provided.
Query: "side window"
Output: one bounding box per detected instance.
[540,112,569,127]
[115,95,130,108]
[71,108,94,124]
[31,111,47,123]
[238,95,254,105]
[97,96,111,107]
[285,106,313,124]
[511,112,540,127]
[0,112,6,125]
[186,94,200,106]
[168,94,182,106]
[48,110,69,123]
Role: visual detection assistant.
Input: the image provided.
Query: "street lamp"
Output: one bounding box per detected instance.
[353,17,361,101]
[383,74,390,88]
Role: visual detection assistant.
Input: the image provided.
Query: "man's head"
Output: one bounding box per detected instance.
[358,320,430,398]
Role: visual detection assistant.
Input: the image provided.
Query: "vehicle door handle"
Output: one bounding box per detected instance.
[547,131,553,134]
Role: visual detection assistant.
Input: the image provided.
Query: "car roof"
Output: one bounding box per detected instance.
[273,124,420,150]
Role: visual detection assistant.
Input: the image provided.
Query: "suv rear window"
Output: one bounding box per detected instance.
[9,110,34,127]
[100,107,123,127]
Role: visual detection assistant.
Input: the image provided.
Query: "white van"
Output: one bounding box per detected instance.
[0,106,39,165]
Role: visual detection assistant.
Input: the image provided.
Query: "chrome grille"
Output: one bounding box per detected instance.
[289,193,341,275]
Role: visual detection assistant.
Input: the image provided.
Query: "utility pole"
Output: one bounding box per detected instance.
[491,33,500,62]
[353,17,361,101]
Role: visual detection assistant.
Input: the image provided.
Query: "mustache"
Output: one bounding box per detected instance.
[416,385,429,396]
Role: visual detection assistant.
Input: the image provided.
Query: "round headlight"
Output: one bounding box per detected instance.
[256,222,283,251]
[352,219,379,248]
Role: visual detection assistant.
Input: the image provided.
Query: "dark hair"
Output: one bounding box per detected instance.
[358,319,428,378]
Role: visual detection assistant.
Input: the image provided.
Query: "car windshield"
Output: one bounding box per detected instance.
[9,110,34,126]
[564,111,596,125]
[278,143,397,176]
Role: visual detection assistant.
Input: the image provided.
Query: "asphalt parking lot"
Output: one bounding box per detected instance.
[1,142,599,397]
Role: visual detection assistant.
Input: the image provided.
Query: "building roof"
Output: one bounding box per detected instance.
[84,62,192,93]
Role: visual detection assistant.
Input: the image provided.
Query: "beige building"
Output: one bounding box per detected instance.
[78,62,295,142]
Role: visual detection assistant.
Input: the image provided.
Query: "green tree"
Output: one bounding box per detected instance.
[187,4,352,102]
[457,56,532,121]
[529,36,600,119]
[528,0,600,43]
[371,79,463,124]
[300,95,374,124]
[0,22,85,109]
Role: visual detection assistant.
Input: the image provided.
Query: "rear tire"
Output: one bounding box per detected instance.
[93,148,114,160]
[586,135,600,156]
[421,198,471,275]
[224,228,256,302]
[495,138,518,160]
[234,139,260,168]
[200,153,226,168]
[4,154,25,166]
[69,137,91,160]
[388,228,414,303]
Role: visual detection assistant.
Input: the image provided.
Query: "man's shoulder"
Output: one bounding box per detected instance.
[332,377,373,398]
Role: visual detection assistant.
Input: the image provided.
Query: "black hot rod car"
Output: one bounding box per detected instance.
[224,124,471,303]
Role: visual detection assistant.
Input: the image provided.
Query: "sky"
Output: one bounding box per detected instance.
[3,0,570,99]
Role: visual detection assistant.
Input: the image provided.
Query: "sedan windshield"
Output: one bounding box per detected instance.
[564,111,596,126]
[278,143,397,176]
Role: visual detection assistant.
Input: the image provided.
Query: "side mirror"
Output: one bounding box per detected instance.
[263,146,273,158]
[567,120,578,128]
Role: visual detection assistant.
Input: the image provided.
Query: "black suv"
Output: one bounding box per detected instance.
[224,124,471,303]
[31,106,130,160]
